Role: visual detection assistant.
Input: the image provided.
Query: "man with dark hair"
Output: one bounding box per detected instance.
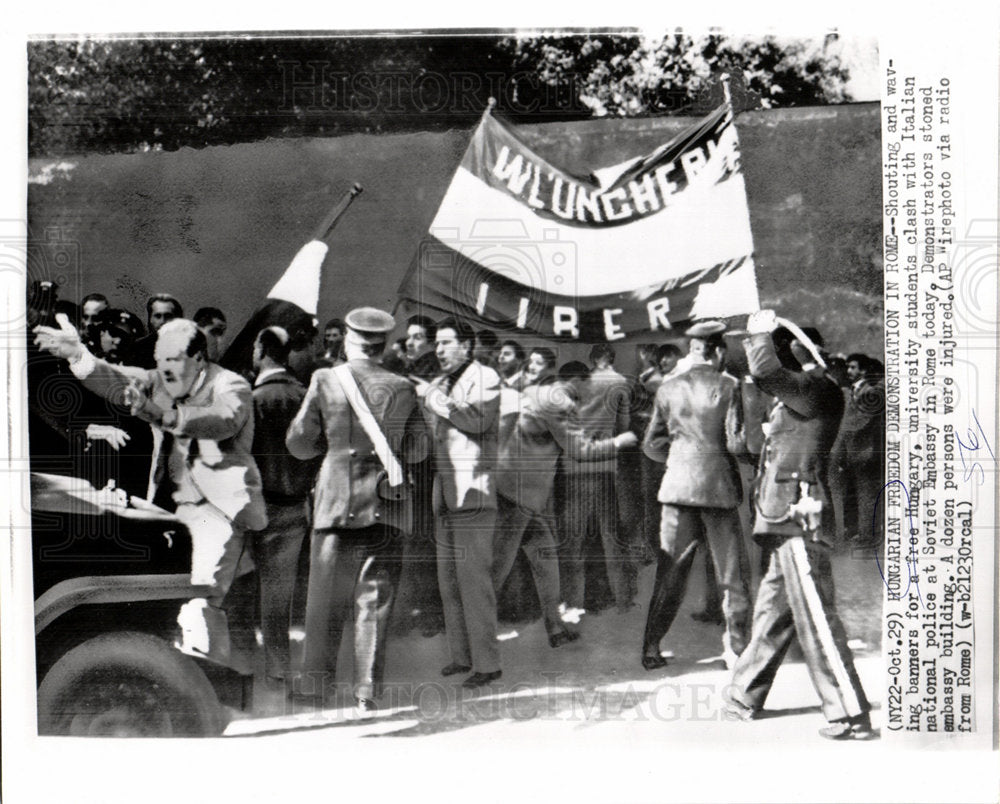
[560,342,634,614]
[412,316,502,688]
[194,307,228,363]
[656,343,683,376]
[640,321,751,670]
[830,352,885,546]
[397,312,445,637]
[557,360,590,384]
[725,311,872,740]
[497,340,526,389]
[287,308,425,712]
[250,325,316,684]
[495,346,637,649]
[80,292,109,350]
[147,293,184,330]
[320,317,346,367]
[33,315,266,667]
[474,329,501,369]
[133,294,184,368]
[405,314,439,380]
[286,319,321,383]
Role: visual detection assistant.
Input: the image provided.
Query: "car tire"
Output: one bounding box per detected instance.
[37,631,225,737]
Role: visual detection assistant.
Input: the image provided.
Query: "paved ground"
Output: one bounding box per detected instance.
[223,543,885,743]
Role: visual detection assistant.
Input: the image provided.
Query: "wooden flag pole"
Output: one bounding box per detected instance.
[311,182,364,241]
[720,72,733,111]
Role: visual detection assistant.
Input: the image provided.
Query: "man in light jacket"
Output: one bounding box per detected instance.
[34,315,267,666]
[412,317,502,689]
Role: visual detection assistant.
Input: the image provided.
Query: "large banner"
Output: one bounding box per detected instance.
[398,104,760,341]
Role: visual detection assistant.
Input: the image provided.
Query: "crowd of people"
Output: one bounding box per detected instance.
[28,278,885,739]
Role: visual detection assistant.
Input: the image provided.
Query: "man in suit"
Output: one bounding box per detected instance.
[495,347,637,649]
[412,317,502,689]
[725,311,872,740]
[560,343,634,613]
[640,321,751,670]
[320,317,346,367]
[79,292,109,355]
[132,293,184,369]
[399,313,444,636]
[829,353,885,547]
[194,306,228,363]
[286,307,425,712]
[250,326,316,683]
[404,314,440,380]
[33,315,267,666]
[497,340,527,390]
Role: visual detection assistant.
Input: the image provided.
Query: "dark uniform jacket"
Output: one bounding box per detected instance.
[745,333,844,542]
[286,358,425,534]
[642,361,745,508]
[252,369,315,503]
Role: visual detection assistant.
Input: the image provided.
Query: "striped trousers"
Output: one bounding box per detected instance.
[728,536,870,723]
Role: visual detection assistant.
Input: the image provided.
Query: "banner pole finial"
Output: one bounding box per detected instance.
[312,183,363,242]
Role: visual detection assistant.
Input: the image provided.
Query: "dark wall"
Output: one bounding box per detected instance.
[27,102,883,358]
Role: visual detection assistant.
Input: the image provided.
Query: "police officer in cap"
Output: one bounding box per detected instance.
[287,307,427,713]
[640,319,752,670]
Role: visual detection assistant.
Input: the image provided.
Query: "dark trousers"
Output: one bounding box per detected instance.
[615,446,659,563]
[395,458,443,625]
[729,536,871,722]
[436,507,500,673]
[643,504,751,657]
[251,500,308,679]
[560,471,633,610]
[300,525,402,700]
[830,457,883,544]
[493,495,565,637]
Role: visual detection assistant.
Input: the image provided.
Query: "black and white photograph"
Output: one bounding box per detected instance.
[2,10,998,804]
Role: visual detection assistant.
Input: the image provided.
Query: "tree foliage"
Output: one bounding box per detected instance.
[29,33,853,156]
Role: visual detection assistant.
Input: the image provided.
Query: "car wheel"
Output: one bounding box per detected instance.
[37,631,225,737]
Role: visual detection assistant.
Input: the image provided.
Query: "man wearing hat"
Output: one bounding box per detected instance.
[640,320,752,670]
[725,311,872,740]
[286,307,426,712]
[92,307,143,364]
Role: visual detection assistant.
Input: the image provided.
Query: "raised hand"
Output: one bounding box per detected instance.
[33,312,84,361]
[745,309,778,335]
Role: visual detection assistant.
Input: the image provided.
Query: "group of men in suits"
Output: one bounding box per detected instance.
[32,298,874,737]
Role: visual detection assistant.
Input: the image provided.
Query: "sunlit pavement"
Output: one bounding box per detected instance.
[223,545,884,743]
